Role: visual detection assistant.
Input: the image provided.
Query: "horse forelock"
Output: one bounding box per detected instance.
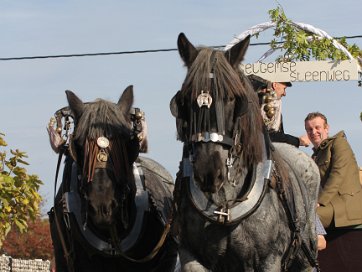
[182,48,244,100]
[180,47,264,165]
[74,99,132,144]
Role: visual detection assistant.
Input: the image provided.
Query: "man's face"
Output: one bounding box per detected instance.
[305,116,329,148]
[272,82,287,99]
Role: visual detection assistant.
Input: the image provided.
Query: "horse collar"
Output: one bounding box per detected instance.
[63,162,149,255]
[183,155,272,225]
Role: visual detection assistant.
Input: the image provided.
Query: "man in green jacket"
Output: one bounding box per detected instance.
[305,112,362,270]
[305,112,362,228]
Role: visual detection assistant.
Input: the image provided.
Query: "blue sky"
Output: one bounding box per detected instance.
[1,0,362,213]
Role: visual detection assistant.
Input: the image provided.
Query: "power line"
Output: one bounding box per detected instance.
[1,35,361,61]
[0,48,178,61]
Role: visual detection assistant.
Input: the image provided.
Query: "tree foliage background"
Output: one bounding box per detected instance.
[0,133,43,248]
[1,216,53,260]
[268,6,361,61]
[267,6,362,119]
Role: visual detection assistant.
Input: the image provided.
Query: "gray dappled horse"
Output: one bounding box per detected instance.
[170,33,320,272]
[48,86,177,272]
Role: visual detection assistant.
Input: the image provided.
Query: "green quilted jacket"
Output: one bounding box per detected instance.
[313,131,362,228]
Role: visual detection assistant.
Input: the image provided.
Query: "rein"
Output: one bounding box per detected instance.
[110,222,172,263]
[51,146,75,272]
[273,165,321,272]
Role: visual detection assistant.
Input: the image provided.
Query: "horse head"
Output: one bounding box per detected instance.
[66,85,139,232]
[171,33,264,195]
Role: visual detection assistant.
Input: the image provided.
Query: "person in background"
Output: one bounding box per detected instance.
[248,74,310,147]
[305,111,362,271]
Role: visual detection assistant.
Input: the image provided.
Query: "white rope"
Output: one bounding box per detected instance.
[225,21,275,51]
[224,21,354,61]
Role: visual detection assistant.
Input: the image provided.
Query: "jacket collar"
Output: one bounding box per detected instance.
[313,130,345,152]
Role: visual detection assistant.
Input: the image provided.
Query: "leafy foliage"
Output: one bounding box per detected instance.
[0,133,43,248]
[268,6,362,62]
[1,216,53,260]
[268,6,362,120]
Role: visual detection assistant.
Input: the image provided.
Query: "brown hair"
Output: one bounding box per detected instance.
[305,112,328,126]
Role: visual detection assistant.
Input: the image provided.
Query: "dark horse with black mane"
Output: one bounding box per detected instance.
[48,85,177,272]
[170,33,321,271]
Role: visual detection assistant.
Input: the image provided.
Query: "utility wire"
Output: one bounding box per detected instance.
[1,35,361,61]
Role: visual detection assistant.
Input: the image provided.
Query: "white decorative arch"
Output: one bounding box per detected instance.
[224,21,354,62]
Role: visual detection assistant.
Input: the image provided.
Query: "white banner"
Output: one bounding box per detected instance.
[240,59,361,82]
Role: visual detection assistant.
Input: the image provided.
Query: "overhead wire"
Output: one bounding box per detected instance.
[0,35,361,61]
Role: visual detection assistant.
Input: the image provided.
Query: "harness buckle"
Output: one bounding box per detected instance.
[214,207,230,223]
[226,156,235,185]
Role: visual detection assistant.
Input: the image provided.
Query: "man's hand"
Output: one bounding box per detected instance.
[317,235,327,251]
[299,134,311,147]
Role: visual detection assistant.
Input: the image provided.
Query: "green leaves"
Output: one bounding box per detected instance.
[0,133,43,248]
[268,6,362,62]
[268,6,362,123]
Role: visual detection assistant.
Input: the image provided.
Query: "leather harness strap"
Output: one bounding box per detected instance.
[184,157,272,225]
[113,223,171,263]
[52,146,75,272]
[273,164,320,272]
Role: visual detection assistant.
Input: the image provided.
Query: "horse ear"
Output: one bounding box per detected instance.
[177,32,198,68]
[65,90,85,120]
[224,35,251,69]
[117,85,134,116]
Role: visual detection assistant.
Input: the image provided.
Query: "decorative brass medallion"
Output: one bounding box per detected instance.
[197,90,213,108]
[96,136,110,149]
